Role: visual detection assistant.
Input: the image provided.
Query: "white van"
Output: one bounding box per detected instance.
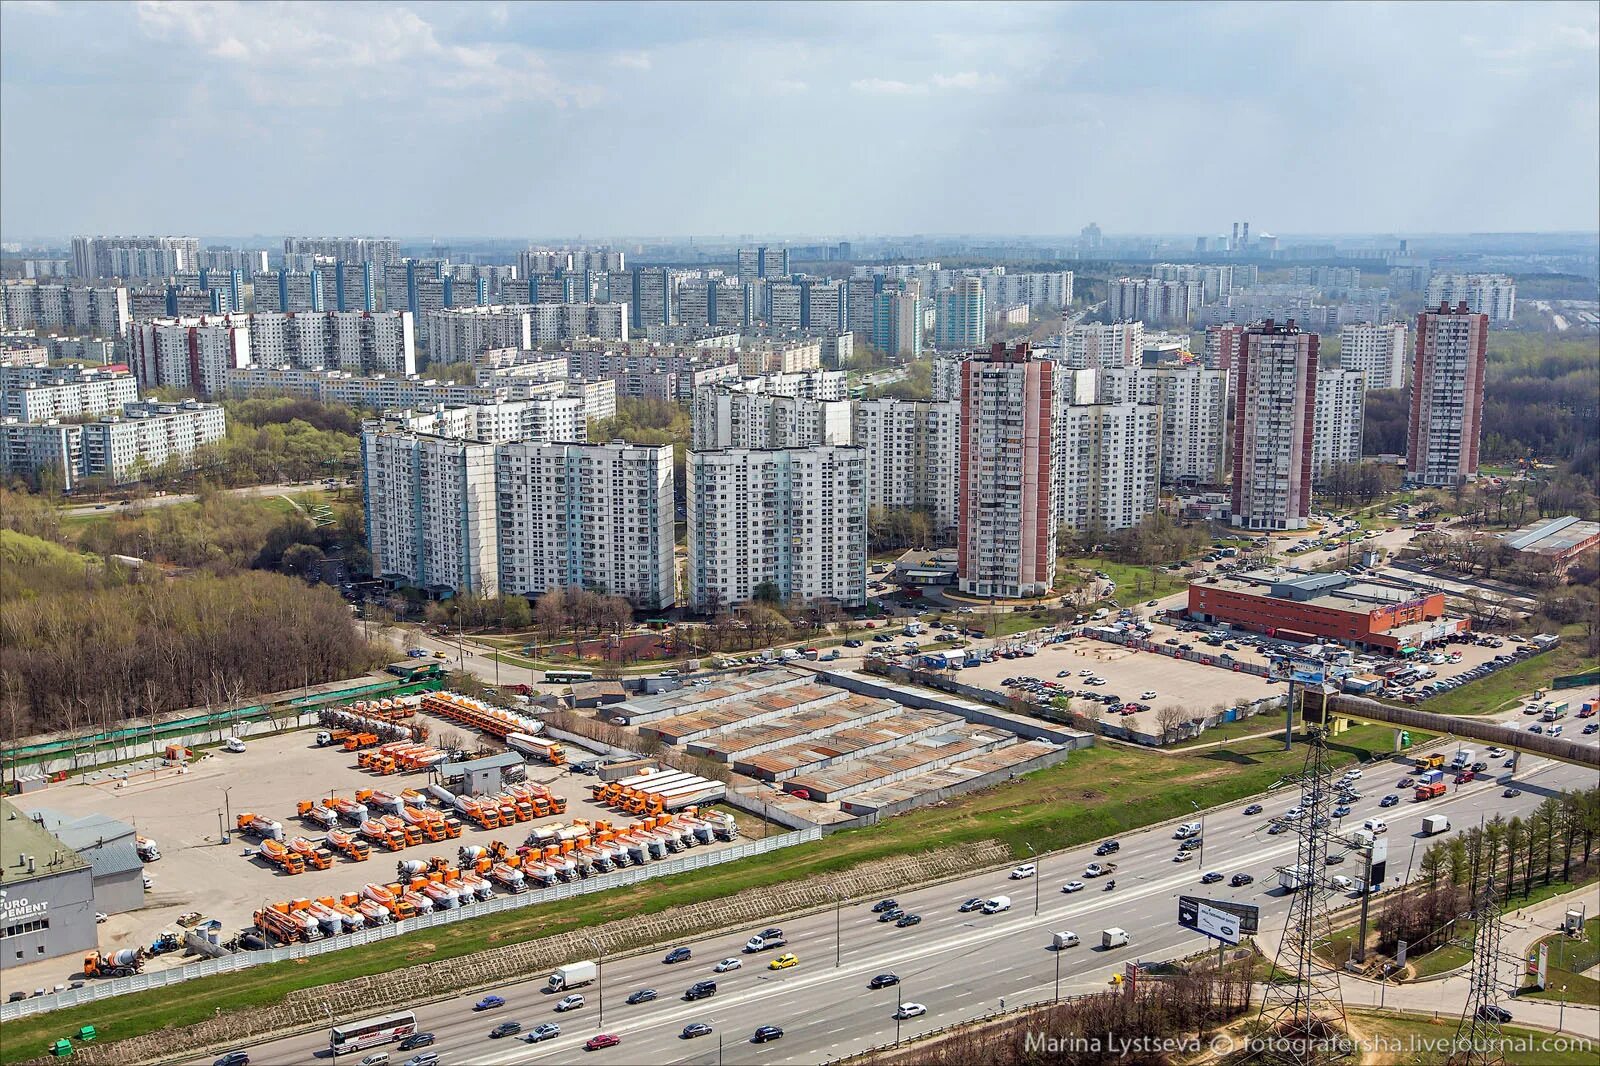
[982,895,1012,914]
[1330,875,1354,892]
[1174,821,1202,839]
[1362,818,1388,835]
[1052,931,1080,949]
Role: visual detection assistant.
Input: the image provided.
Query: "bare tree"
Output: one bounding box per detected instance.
[1155,705,1191,743]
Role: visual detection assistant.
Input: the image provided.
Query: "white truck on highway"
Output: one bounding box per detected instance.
[1449,748,1474,770]
[1421,814,1451,836]
[982,895,1012,914]
[1100,928,1129,949]
[1279,864,1311,891]
[546,960,598,991]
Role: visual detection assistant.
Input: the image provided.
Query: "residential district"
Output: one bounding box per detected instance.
[1,227,1596,1066]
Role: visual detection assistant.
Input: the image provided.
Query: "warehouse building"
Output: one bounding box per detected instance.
[28,809,146,916]
[0,800,96,971]
[1186,570,1467,653]
[1499,516,1600,573]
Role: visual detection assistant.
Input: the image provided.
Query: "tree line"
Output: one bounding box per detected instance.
[1371,786,1600,963]
[0,530,380,741]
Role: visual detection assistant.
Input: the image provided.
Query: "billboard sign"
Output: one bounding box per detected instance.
[1178,896,1261,945]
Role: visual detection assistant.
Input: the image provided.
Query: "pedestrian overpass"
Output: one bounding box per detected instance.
[1307,691,1599,770]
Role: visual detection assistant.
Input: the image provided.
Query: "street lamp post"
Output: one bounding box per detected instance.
[584,934,604,1028]
[824,885,843,967]
[895,984,904,1046]
[1025,842,1038,916]
[1558,986,1567,1032]
[221,786,233,833]
[1054,943,1062,1003]
[1190,801,1205,871]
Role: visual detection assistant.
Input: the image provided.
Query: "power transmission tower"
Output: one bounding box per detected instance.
[1257,722,1351,1065]
[1450,865,1508,1065]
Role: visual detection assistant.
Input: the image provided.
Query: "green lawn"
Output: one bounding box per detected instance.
[1060,557,1187,601]
[0,727,1406,1063]
[1345,1011,1598,1066]
[1519,917,1600,1007]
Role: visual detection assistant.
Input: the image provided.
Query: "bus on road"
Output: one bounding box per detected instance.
[543,669,594,684]
[330,1010,417,1054]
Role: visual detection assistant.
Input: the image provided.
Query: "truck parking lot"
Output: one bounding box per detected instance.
[0,716,741,998]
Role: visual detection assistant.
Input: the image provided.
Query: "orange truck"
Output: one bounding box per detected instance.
[1414,781,1447,801]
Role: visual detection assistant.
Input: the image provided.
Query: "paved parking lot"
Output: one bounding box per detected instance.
[956,637,1280,735]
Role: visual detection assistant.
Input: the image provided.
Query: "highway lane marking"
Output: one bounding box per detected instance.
[241,762,1584,1066]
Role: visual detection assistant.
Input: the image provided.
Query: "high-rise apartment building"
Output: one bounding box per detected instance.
[737,246,790,284]
[1424,274,1516,323]
[936,278,986,350]
[71,236,199,279]
[1151,263,1234,302]
[223,311,415,375]
[1230,320,1318,530]
[1063,321,1144,371]
[957,343,1058,598]
[871,288,924,358]
[1339,322,1407,390]
[1099,365,1229,487]
[253,270,326,313]
[1202,323,1243,371]
[676,277,754,331]
[691,384,851,450]
[767,278,847,333]
[1407,303,1488,487]
[0,282,130,338]
[0,364,138,422]
[518,248,625,276]
[1,400,226,491]
[425,305,533,362]
[495,441,674,609]
[283,237,399,269]
[362,426,499,597]
[1053,398,1162,533]
[1312,367,1366,476]
[1107,278,1200,326]
[687,446,867,610]
[128,318,251,399]
[850,399,960,531]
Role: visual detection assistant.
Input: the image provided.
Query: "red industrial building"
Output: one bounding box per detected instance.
[1187,571,1466,653]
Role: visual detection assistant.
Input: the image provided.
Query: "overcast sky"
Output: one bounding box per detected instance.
[2,0,1597,241]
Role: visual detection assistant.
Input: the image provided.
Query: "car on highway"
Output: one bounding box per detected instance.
[626,989,657,1005]
[1173,851,1194,862]
[1585,723,1598,735]
[1487,747,1507,757]
[769,953,799,969]
[872,898,899,913]
[555,994,586,1012]
[1009,863,1037,879]
[1343,768,1363,780]
[1379,795,1399,808]
[1230,873,1255,887]
[1333,804,1352,818]
[896,913,923,928]
[584,1034,621,1051]
[1476,1004,1512,1023]
[213,1054,250,1066]
[1267,821,1288,835]
[1284,806,1305,819]
[1201,871,1223,884]
[523,1023,560,1043]
[959,897,984,912]
[1084,862,1112,876]
[713,957,742,973]
[869,973,901,989]
[663,947,692,964]
[397,1034,435,1052]
[402,1054,438,1066]
[1095,840,1121,855]
[895,1003,929,1020]
[681,1023,714,1039]
[684,980,717,1001]
[878,906,906,922]
[1243,804,1263,815]
[752,1025,785,1043]
[1325,853,1345,865]
[1504,788,1523,798]
[473,995,506,1011]
[490,1021,523,1038]
[1061,880,1086,893]
[1179,837,1203,851]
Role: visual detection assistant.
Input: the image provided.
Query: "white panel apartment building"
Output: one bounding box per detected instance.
[1053,399,1162,533]
[691,385,852,450]
[128,318,251,399]
[1312,367,1366,476]
[496,442,675,609]
[1339,322,1407,390]
[1099,366,1229,487]
[1106,278,1200,326]
[1063,321,1145,371]
[0,282,130,337]
[81,401,227,484]
[228,311,415,374]
[851,399,960,530]
[362,426,500,597]
[425,305,533,363]
[687,446,868,610]
[394,398,586,446]
[1424,274,1516,323]
[0,366,138,422]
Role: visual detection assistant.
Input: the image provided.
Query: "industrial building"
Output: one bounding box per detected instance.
[0,800,97,971]
[1186,570,1467,653]
[1499,516,1600,571]
[28,809,146,916]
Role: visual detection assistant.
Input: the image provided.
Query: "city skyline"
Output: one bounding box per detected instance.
[3,1,1597,239]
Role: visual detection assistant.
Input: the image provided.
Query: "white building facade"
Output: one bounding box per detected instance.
[1339,322,1407,390]
[850,399,960,530]
[1312,367,1367,476]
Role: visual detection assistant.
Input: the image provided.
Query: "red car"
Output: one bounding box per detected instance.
[585,1034,621,1051]
[1455,771,1475,784]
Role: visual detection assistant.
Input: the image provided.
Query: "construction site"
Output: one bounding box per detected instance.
[0,689,742,997]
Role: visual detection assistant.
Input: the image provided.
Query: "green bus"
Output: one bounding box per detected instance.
[543,669,594,684]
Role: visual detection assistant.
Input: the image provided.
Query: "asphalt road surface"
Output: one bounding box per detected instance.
[187,755,1594,1066]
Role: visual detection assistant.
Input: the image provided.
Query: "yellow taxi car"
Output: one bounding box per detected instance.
[768,953,799,970]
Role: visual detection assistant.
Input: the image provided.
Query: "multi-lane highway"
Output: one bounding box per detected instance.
[190,753,1594,1066]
